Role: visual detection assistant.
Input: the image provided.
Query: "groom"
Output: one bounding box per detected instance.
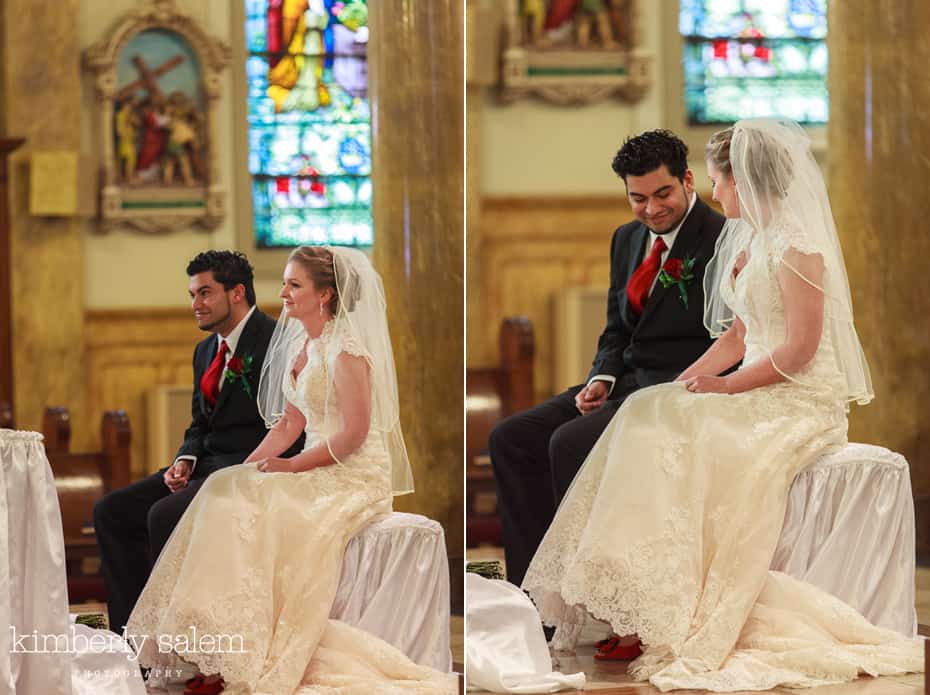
[94,250,287,635]
[491,130,726,589]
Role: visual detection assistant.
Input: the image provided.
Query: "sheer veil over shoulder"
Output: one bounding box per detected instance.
[521,119,922,692]
[258,246,415,495]
[703,119,872,404]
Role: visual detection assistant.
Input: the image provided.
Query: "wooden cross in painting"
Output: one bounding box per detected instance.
[116,54,185,101]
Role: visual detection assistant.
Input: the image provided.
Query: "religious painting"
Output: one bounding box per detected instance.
[84,0,230,233]
[500,0,652,104]
[245,0,372,249]
[114,30,205,187]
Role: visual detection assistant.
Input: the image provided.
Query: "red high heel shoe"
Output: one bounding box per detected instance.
[594,635,642,661]
[184,675,225,694]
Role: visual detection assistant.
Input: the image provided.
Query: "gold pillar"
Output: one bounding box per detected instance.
[466,79,486,368]
[828,1,930,496]
[2,0,86,432]
[466,0,501,369]
[369,2,464,550]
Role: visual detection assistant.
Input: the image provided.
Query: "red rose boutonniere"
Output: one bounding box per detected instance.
[657,256,696,309]
[224,354,254,398]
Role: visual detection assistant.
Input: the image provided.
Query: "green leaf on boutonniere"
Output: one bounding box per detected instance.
[659,256,697,307]
[224,353,254,398]
[677,281,690,310]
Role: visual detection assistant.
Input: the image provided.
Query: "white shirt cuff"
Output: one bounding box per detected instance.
[174,455,197,475]
[587,374,616,397]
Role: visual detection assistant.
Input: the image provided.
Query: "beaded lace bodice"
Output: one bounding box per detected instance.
[283,320,372,447]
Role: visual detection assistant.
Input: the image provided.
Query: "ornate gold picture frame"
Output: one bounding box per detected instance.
[84,0,230,233]
[500,0,652,105]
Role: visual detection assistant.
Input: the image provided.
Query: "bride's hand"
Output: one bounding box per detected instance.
[256,457,294,473]
[683,376,730,394]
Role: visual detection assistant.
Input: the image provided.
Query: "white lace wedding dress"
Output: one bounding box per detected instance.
[523,231,923,692]
[126,322,455,695]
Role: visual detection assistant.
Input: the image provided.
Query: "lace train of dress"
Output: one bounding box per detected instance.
[126,323,455,695]
[523,234,923,691]
[525,380,922,691]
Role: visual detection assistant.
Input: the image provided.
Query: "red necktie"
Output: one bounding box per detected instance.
[200,340,229,407]
[626,236,668,316]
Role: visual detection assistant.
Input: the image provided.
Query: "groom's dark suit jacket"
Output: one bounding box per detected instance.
[177,308,281,475]
[589,196,726,390]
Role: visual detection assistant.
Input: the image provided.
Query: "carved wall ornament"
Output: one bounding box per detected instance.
[500,0,652,105]
[84,0,231,234]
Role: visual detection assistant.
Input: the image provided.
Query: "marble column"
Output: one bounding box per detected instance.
[1,0,86,433]
[828,1,930,497]
[368,2,464,550]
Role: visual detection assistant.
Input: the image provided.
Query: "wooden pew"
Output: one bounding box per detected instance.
[43,407,131,602]
[466,317,535,547]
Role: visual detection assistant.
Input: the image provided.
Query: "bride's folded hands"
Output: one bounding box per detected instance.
[675,318,746,384]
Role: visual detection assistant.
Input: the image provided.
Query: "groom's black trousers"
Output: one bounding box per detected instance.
[490,381,633,587]
[93,467,215,635]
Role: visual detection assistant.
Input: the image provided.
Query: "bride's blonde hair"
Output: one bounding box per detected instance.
[288,246,361,313]
[706,125,794,200]
[705,127,734,177]
[288,246,339,314]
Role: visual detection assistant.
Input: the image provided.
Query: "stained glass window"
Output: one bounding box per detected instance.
[679,0,827,125]
[245,0,371,248]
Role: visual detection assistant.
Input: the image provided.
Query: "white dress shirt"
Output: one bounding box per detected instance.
[174,305,257,472]
[589,193,697,396]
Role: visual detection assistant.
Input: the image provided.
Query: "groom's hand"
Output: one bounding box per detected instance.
[164,460,192,492]
[575,381,609,415]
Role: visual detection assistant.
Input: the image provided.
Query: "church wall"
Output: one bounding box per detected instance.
[79,0,287,310]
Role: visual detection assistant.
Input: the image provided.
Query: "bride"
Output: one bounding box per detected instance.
[522,119,923,691]
[126,246,454,694]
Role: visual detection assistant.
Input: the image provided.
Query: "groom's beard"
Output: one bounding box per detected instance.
[196,299,232,333]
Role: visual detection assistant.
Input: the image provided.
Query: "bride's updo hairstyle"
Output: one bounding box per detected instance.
[705,127,734,177]
[288,246,360,313]
[707,125,794,201]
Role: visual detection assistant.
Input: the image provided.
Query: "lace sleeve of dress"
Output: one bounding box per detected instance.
[336,333,372,362]
[768,220,824,265]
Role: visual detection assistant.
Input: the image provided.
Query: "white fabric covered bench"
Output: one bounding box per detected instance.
[332,511,452,672]
[772,443,917,636]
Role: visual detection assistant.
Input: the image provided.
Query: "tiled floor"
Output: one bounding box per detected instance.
[466,548,930,694]
[504,645,925,695]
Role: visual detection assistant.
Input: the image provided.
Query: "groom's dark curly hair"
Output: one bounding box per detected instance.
[186,250,257,306]
[611,129,689,182]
